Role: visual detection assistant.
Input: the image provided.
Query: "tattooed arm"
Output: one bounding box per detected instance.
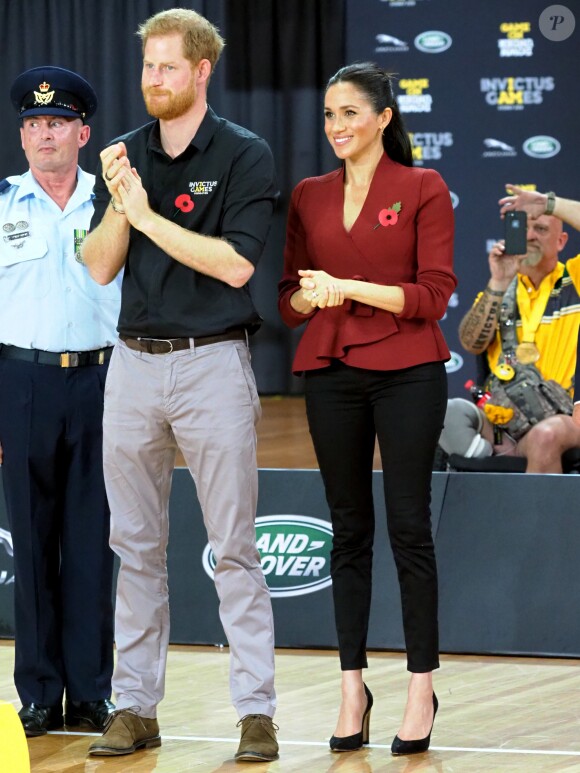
[458,286,505,353]
[459,240,520,353]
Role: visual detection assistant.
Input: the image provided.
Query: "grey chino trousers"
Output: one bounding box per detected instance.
[103,338,276,719]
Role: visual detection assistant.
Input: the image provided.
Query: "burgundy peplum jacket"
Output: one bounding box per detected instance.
[278,153,457,374]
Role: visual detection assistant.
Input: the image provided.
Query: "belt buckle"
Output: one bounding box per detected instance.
[152,339,173,354]
[98,351,105,365]
[60,352,79,368]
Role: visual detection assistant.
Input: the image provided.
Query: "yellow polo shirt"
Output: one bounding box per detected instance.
[486,255,580,393]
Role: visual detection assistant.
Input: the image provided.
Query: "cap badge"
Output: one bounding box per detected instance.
[34,81,55,106]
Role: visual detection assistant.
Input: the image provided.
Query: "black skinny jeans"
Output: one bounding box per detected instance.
[305,360,447,673]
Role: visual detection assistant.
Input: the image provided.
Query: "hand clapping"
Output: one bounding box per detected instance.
[101,142,150,228]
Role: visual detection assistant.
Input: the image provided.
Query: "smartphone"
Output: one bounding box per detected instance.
[504,210,527,255]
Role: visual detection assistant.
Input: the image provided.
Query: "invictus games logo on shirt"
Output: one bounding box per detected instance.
[449,191,459,209]
[414,31,452,53]
[523,136,561,159]
[480,76,555,110]
[202,515,333,598]
[397,79,432,113]
[408,132,453,165]
[498,22,534,57]
[189,180,218,195]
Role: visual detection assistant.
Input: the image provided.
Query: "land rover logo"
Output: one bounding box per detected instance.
[414,31,452,53]
[202,515,333,598]
[0,527,14,585]
[523,135,561,159]
[444,351,464,374]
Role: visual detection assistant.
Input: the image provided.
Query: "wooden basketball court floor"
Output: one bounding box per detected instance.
[3,397,580,772]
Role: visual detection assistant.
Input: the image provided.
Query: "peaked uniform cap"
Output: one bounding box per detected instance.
[10,65,97,121]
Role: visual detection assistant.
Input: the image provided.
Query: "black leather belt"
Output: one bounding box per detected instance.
[119,329,246,355]
[0,344,113,367]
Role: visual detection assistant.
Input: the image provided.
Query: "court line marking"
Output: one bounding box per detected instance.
[54,732,580,756]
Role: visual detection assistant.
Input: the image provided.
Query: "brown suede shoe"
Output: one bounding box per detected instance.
[88,708,161,756]
[235,714,279,762]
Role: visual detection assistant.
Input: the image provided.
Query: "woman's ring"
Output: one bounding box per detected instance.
[105,172,114,181]
[312,291,319,298]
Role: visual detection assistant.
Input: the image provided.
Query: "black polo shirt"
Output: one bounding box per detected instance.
[90,106,277,337]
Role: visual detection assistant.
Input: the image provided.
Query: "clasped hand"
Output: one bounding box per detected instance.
[101,142,150,228]
[299,269,345,308]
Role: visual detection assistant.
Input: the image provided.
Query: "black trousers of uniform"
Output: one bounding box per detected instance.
[0,357,114,706]
[305,360,447,673]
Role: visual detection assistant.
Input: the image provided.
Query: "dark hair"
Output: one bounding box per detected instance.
[326,62,413,167]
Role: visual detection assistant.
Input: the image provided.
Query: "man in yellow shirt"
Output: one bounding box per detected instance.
[439,211,580,473]
[499,184,580,430]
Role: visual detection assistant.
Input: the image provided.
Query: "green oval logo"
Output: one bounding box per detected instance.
[414,31,452,53]
[0,527,14,585]
[202,515,333,598]
[523,135,561,159]
[445,351,464,374]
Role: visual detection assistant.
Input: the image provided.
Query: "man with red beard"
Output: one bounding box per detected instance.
[81,8,278,762]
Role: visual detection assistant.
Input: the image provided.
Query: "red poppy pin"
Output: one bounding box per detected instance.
[175,193,194,213]
[373,201,402,229]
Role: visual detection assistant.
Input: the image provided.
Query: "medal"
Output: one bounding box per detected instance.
[515,273,553,367]
[516,341,540,364]
[493,362,515,381]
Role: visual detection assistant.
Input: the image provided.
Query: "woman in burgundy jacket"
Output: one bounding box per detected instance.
[278,62,456,756]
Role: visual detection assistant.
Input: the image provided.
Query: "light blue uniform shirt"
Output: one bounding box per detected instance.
[0,167,121,352]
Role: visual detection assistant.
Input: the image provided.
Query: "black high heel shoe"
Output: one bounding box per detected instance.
[391,692,438,756]
[329,683,373,752]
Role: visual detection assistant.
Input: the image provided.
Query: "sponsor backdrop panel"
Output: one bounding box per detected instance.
[166,468,340,648]
[437,472,580,657]
[166,469,448,649]
[7,468,580,657]
[347,0,580,396]
[0,468,443,650]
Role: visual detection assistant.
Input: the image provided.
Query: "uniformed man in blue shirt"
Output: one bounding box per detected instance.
[0,66,121,736]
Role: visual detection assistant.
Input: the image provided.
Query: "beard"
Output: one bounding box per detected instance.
[142,84,196,120]
[521,247,543,267]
